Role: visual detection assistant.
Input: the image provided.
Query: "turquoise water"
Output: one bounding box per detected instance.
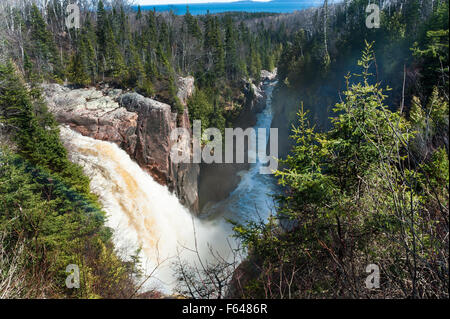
[137,1,324,15]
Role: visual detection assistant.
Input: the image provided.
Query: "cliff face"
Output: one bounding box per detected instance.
[42,77,199,212]
[233,69,277,128]
[198,69,277,211]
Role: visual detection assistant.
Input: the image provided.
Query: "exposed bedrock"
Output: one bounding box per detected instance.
[43,76,200,213]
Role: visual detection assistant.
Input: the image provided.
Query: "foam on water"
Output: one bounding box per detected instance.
[60,127,236,292]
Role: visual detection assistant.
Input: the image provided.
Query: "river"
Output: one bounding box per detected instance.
[201,80,279,225]
[59,80,279,293]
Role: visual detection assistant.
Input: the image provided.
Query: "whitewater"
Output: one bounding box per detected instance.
[59,80,278,293]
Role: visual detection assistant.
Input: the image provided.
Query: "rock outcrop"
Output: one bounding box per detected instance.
[176,76,195,105]
[260,68,277,82]
[43,77,200,212]
[235,69,277,128]
[233,78,266,128]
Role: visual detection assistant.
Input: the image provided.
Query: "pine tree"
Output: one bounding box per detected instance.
[136,5,142,21]
[127,40,145,88]
[214,27,225,79]
[107,35,127,82]
[96,0,108,79]
[0,62,65,172]
[203,15,225,83]
[80,19,98,83]
[28,4,60,77]
[185,6,201,38]
[225,16,238,81]
[187,88,213,131]
[23,52,33,80]
[97,7,128,83]
[248,42,262,80]
[67,49,90,87]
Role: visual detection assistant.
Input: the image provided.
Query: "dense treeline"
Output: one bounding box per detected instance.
[0,0,282,130]
[231,0,449,298]
[273,0,449,153]
[0,0,284,299]
[0,0,283,299]
[0,0,448,299]
[0,62,144,298]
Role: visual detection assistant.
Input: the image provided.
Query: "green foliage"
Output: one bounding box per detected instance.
[27,4,61,78]
[0,63,140,298]
[411,1,449,96]
[187,87,227,137]
[233,44,449,298]
[0,62,91,196]
[67,50,90,87]
[2,2,284,131]
[187,88,213,130]
[273,0,449,142]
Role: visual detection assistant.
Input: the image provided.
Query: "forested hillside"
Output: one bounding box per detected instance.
[272,0,449,155]
[0,0,448,299]
[0,0,283,131]
[0,62,143,298]
[231,0,449,299]
[0,0,283,298]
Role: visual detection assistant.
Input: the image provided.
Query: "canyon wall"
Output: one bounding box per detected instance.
[198,69,277,211]
[42,77,200,212]
[43,70,276,214]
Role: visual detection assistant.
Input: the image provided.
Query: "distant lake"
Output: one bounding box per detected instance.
[137,1,324,15]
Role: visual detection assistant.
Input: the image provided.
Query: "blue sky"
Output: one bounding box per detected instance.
[136,0,271,5]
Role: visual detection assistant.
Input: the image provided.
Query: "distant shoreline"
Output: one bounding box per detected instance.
[134,1,323,15]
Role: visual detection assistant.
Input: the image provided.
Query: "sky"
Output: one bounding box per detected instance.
[136,0,272,5]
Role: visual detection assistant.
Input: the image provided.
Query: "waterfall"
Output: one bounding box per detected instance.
[58,80,278,294]
[60,126,236,293]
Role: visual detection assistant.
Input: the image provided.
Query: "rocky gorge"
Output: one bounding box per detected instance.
[42,76,199,211]
[42,70,275,214]
[198,70,276,210]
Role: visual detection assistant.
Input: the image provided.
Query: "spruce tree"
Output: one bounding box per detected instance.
[28,4,60,78]
[225,16,238,81]
[67,49,90,87]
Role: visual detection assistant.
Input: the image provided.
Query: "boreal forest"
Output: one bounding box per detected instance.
[0,0,448,300]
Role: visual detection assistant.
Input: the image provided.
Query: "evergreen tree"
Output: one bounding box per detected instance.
[96,0,108,79]
[67,49,90,87]
[225,16,238,81]
[28,4,60,77]
[127,40,145,88]
[187,88,212,131]
[80,19,98,83]
[136,4,142,21]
